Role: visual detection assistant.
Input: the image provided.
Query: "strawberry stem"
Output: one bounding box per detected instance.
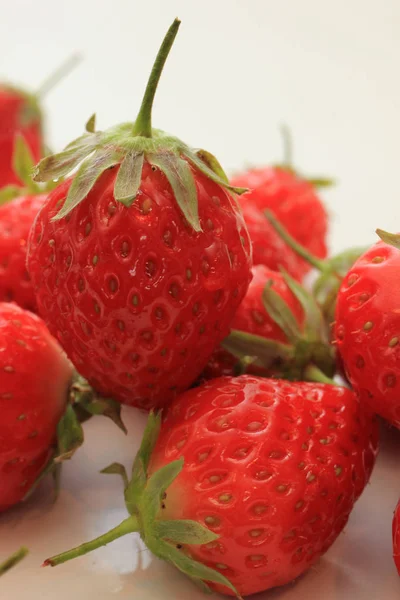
[304,364,338,386]
[265,210,332,274]
[133,18,181,138]
[36,54,82,98]
[0,547,29,576]
[43,516,139,567]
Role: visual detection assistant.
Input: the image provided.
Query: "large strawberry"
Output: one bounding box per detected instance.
[0,56,80,188]
[335,230,400,428]
[0,547,28,577]
[27,20,252,410]
[0,303,124,512]
[0,136,59,311]
[203,264,334,381]
[43,375,378,597]
[231,132,329,281]
[394,500,400,576]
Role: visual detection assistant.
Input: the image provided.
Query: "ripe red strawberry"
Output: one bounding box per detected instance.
[0,547,28,576]
[335,230,400,428]
[232,158,328,280]
[394,500,400,576]
[0,56,80,188]
[203,263,334,381]
[0,303,72,512]
[44,375,378,597]
[27,20,252,410]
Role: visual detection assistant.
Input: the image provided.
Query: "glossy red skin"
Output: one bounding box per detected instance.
[393,500,400,576]
[335,240,400,428]
[202,265,304,379]
[0,194,47,311]
[150,375,378,597]
[27,163,252,409]
[0,303,72,512]
[232,167,328,281]
[0,87,42,188]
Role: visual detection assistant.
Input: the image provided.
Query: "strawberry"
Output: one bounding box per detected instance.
[202,264,335,381]
[394,500,400,576]
[335,230,400,428]
[0,302,125,512]
[0,547,28,576]
[0,56,80,188]
[43,375,378,597]
[27,20,252,410]
[0,136,58,311]
[231,132,329,281]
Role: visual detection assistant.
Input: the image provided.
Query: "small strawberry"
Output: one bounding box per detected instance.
[0,55,80,188]
[0,136,59,311]
[335,230,400,429]
[0,547,28,576]
[231,129,329,281]
[43,375,378,597]
[27,20,252,410]
[203,264,335,381]
[393,500,400,576]
[0,303,125,512]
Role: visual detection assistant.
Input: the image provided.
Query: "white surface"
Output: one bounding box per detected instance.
[1,1,400,598]
[1,413,400,599]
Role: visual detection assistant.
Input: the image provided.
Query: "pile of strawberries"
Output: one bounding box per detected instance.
[1,19,399,598]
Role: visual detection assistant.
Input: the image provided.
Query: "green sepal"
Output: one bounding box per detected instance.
[53,149,121,221]
[85,114,96,133]
[262,280,301,343]
[153,520,219,545]
[55,404,84,462]
[306,177,335,189]
[77,394,127,434]
[185,148,247,195]
[144,459,184,522]
[12,134,39,193]
[0,186,22,205]
[101,463,129,489]
[376,228,400,250]
[22,449,59,501]
[157,541,241,599]
[0,547,29,577]
[114,151,144,206]
[222,329,293,369]
[195,149,229,184]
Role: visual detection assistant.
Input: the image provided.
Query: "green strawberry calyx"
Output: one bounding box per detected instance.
[33,19,246,233]
[0,135,59,206]
[222,267,335,379]
[24,372,126,502]
[42,412,242,599]
[0,547,29,577]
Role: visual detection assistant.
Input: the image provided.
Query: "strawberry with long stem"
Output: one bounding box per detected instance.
[27,19,252,410]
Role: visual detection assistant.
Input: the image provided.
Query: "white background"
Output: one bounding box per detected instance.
[1,2,400,599]
[1,0,400,253]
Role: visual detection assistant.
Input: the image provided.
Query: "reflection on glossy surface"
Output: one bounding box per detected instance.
[1,414,399,599]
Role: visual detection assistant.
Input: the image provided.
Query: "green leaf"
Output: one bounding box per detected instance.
[33,133,101,182]
[149,153,201,232]
[185,149,247,195]
[12,134,37,189]
[144,459,184,522]
[156,541,241,598]
[222,329,293,369]
[195,149,229,184]
[153,520,219,545]
[262,280,301,343]
[85,114,96,133]
[114,151,144,206]
[280,269,325,343]
[53,149,121,220]
[0,185,22,205]
[376,228,400,250]
[55,404,84,462]
[101,463,129,489]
